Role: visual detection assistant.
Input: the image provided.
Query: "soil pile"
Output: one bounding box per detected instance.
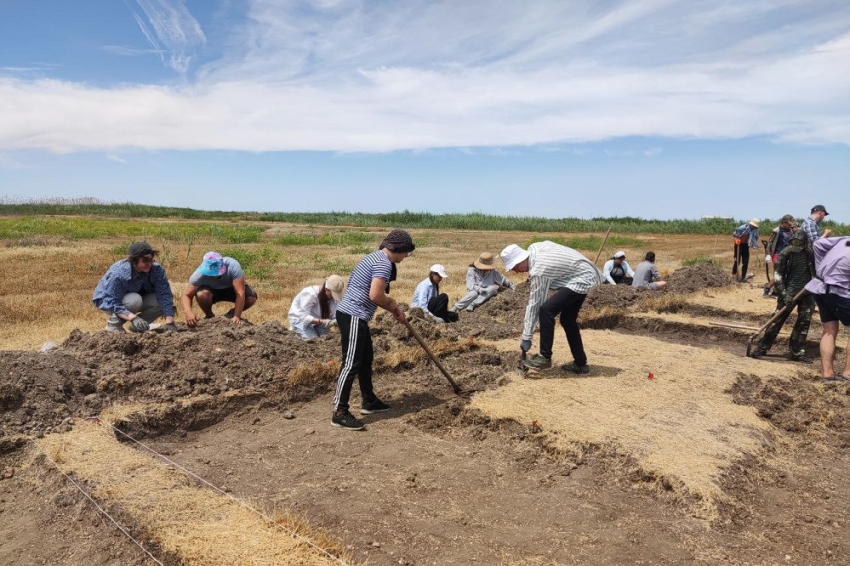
[584,285,641,311]
[667,262,733,294]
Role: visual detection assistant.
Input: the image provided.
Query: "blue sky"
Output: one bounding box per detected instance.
[1,0,848,220]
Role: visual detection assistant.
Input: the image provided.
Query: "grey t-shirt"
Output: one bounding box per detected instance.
[189,257,244,289]
[632,261,660,288]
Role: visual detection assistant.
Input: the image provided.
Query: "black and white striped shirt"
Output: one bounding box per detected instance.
[337,250,393,321]
[522,241,602,340]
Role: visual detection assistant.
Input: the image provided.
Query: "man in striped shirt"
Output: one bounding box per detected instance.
[501,241,602,374]
[332,229,415,431]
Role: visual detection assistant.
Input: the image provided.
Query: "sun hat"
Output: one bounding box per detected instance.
[473,252,496,270]
[811,204,829,216]
[429,264,449,278]
[500,244,529,272]
[612,250,626,259]
[325,274,345,301]
[749,218,760,228]
[128,242,156,259]
[199,252,226,276]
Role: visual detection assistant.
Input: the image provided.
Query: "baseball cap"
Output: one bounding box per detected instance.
[811,205,829,216]
[325,274,345,301]
[430,264,449,278]
[199,252,226,276]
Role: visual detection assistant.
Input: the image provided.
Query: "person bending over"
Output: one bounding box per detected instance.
[182,252,257,327]
[288,275,346,340]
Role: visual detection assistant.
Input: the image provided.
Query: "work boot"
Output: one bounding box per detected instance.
[560,361,591,375]
[523,354,552,369]
[360,398,391,415]
[331,410,365,430]
[223,308,235,319]
[762,287,770,298]
[105,314,126,332]
[748,347,767,359]
[789,353,813,364]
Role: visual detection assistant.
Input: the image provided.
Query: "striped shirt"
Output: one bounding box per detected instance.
[522,241,602,341]
[337,250,393,321]
[92,259,174,317]
[801,216,822,245]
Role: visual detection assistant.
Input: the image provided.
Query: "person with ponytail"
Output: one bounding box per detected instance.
[288,275,346,340]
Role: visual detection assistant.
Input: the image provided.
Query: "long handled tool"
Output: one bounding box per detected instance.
[732,239,739,277]
[761,239,771,284]
[746,288,809,356]
[593,227,612,266]
[403,319,465,395]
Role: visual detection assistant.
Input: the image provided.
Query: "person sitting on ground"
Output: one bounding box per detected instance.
[331,229,415,431]
[501,241,602,374]
[631,252,667,291]
[732,218,760,282]
[801,204,831,245]
[764,214,798,297]
[93,241,177,333]
[602,251,635,285]
[288,275,345,340]
[451,252,515,312]
[804,236,850,382]
[749,230,815,363]
[411,265,458,323]
[182,252,257,327]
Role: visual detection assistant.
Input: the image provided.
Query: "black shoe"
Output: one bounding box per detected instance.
[762,287,770,298]
[522,354,552,369]
[360,398,390,415]
[748,347,767,359]
[223,308,235,318]
[789,353,813,364]
[560,361,590,375]
[331,410,365,430]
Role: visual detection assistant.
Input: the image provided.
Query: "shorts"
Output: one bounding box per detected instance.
[814,293,850,326]
[199,284,257,304]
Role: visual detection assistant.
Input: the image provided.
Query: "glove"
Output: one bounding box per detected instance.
[765,255,771,263]
[520,339,532,352]
[320,319,335,329]
[129,317,150,332]
[432,316,445,324]
[164,322,179,333]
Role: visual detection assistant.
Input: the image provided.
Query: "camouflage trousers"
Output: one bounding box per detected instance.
[758,293,815,356]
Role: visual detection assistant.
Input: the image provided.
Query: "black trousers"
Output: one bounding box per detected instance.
[736,242,750,281]
[428,294,458,322]
[539,288,587,365]
[333,311,377,411]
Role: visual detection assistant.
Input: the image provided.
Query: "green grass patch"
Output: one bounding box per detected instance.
[681,255,722,267]
[525,234,647,251]
[216,247,282,280]
[0,217,265,244]
[274,231,380,247]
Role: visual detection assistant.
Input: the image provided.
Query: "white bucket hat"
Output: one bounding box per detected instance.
[430,264,449,278]
[613,250,626,259]
[500,244,530,272]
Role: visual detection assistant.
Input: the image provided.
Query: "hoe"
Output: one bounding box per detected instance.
[746,288,809,357]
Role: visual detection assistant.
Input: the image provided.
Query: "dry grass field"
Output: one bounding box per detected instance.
[2,218,850,565]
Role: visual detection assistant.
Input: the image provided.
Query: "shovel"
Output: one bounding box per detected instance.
[761,239,771,284]
[403,319,471,395]
[746,288,809,357]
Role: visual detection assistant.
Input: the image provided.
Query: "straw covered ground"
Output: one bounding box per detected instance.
[2,224,850,565]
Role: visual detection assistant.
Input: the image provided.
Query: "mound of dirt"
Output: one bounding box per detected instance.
[584,284,642,311]
[667,262,733,294]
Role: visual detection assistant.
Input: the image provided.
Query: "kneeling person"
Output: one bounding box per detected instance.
[289,275,345,340]
[93,242,176,332]
[182,252,257,327]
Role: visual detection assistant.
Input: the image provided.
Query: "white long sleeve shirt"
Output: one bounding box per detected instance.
[602,259,635,284]
[522,241,602,341]
[288,285,338,326]
[465,267,515,292]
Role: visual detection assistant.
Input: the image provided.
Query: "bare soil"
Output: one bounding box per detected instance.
[2,261,849,565]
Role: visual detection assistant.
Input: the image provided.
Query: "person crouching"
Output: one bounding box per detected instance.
[288,275,345,340]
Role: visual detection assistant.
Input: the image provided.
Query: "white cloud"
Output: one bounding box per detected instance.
[106,154,129,164]
[1,0,849,153]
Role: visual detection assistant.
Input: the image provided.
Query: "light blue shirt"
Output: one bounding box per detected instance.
[412,278,437,311]
[733,223,760,249]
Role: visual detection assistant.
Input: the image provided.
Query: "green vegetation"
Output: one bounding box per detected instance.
[0,217,265,244]
[217,247,282,280]
[1,201,847,236]
[526,234,647,251]
[681,255,722,267]
[274,231,379,247]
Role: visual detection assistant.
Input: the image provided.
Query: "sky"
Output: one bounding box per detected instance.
[1,0,848,221]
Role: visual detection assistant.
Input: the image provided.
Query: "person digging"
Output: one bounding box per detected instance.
[182,252,257,327]
[331,229,415,430]
[804,236,850,382]
[732,218,760,282]
[93,241,177,333]
[501,241,602,374]
[748,230,815,363]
